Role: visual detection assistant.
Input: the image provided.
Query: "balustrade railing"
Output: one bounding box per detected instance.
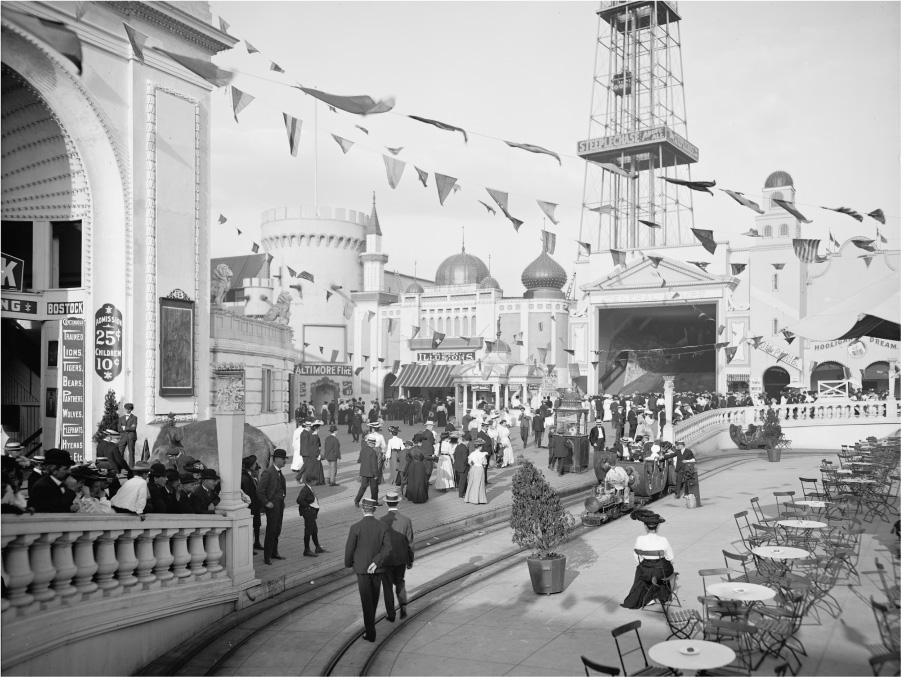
[1,514,230,620]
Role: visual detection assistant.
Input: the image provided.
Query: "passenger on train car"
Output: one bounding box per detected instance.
[604,456,632,505]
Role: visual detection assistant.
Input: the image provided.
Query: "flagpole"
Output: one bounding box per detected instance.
[313,97,318,210]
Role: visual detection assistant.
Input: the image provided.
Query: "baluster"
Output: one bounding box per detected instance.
[94,529,124,597]
[28,531,62,609]
[114,529,141,592]
[204,527,226,579]
[188,528,210,580]
[50,531,82,603]
[72,530,103,598]
[135,529,161,590]
[1,535,12,613]
[3,533,39,616]
[170,528,192,583]
[152,529,176,586]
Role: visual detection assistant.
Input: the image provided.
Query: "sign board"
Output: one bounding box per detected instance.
[1,252,25,291]
[0,296,38,314]
[94,303,123,382]
[577,125,699,162]
[297,364,352,377]
[59,317,86,458]
[416,351,476,362]
[749,377,762,395]
[47,301,84,315]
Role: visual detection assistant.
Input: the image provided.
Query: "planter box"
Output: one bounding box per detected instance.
[527,555,566,595]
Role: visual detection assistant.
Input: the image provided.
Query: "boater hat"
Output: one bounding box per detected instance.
[369,421,381,429]
[361,497,379,510]
[385,490,400,505]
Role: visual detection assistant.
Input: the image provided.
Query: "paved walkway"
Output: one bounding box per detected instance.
[204,436,897,676]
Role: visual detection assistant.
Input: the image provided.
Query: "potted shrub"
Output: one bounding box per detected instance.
[762,407,783,462]
[511,459,577,594]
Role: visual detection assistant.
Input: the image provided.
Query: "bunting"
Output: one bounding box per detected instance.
[155,48,233,86]
[355,125,369,135]
[742,229,761,238]
[386,146,404,156]
[850,237,877,252]
[7,10,84,75]
[588,204,615,214]
[792,238,827,263]
[478,200,496,215]
[325,290,333,301]
[485,188,523,231]
[435,173,457,205]
[331,135,354,154]
[591,361,599,369]
[218,214,228,224]
[877,228,888,244]
[610,249,626,267]
[283,113,301,156]
[299,271,314,283]
[74,2,88,21]
[730,263,747,275]
[772,263,785,270]
[330,349,339,362]
[123,23,147,62]
[577,241,592,257]
[287,266,297,277]
[829,231,841,250]
[720,189,764,214]
[773,198,813,223]
[415,167,428,187]
[861,254,874,268]
[383,155,407,189]
[393,360,401,374]
[821,205,863,222]
[503,140,561,166]
[541,230,557,255]
[536,200,559,225]
[537,347,548,363]
[747,336,763,349]
[646,255,663,268]
[691,228,717,255]
[781,329,796,345]
[347,352,354,361]
[432,332,446,349]
[411,325,420,339]
[319,346,325,355]
[362,355,370,361]
[219,17,230,32]
[355,366,364,376]
[563,348,575,356]
[688,261,710,272]
[377,357,385,363]
[245,40,259,54]
[714,341,729,350]
[662,177,716,195]
[251,242,260,253]
[638,219,662,229]
[408,115,468,142]
[725,346,738,364]
[270,62,285,73]
[297,86,395,115]
[867,208,885,225]
[717,324,726,336]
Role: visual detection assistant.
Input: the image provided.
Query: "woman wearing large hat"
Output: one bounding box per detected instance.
[621,510,675,609]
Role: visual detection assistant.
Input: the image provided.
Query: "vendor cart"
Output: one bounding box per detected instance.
[552,390,590,472]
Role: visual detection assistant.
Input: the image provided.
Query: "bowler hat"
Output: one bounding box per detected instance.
[272,448,287,459]
[242,455,257,468]
[44,448,74,467]
[149,462,167,477]
[200,468,220,481]
[179,472,198,484]
[165,469,181,482]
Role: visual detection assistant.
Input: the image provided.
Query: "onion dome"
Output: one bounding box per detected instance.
[478,275,501,290]
[521,251,567,292]
[405,280,424,294]
[435,248,489,286]
[764,171,793,189]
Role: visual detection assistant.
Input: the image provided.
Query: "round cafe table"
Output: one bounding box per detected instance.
[707,581,776,602]
[795,499,829,509]
[841,477,876,484]
[836,469,853,475]
[752,545,811,560]
[777,519,827,530]
[649,639,736,673]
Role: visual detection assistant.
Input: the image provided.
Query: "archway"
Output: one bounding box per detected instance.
[811,361,847,392]
[861,361,890,395]
[762,366,790,398]
[383,372,398,401]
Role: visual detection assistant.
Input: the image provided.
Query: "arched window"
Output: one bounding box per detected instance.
[764,225,773,237]
[763,366,790,398]
[436,317,444,333]
[862,361,890,394]
[453,316,461,336]
[778,223,789,237]
[811,361,847,391]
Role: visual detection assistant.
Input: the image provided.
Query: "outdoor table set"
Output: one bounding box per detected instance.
[649,639,736,674]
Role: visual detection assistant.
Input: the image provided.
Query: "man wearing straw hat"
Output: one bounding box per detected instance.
[345,497,391,642]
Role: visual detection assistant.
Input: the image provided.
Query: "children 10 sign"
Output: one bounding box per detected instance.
[94,303,123,382]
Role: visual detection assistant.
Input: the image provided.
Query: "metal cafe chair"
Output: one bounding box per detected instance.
[870,597,901,655]
[773,491,799,519]
[662,600,702,640]
[750,496,774,525]
[702,618,758,674]
[580,656,620,676]
[732,511,758,551]
[610,620,676,676]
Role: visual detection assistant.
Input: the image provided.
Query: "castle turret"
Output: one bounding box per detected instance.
[361,193,388,292]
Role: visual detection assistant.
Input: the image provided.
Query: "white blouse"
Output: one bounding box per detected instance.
[633,532,675,563]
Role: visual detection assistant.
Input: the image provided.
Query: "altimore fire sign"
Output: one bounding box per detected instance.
[297,364,352,376]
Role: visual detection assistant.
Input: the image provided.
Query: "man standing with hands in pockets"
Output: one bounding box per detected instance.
[345,497,391,642]
[259,448,287,565]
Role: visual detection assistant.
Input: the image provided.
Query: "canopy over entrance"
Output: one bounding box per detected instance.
[393,363,455,389]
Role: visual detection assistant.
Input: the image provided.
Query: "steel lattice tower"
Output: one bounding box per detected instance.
[578,1,698,253]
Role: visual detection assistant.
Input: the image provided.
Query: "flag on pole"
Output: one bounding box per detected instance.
[720,189,764,214]
[536,200,559,225]
[299,271,314,282]
[821,205,863,221]
[283,113,301,156]
[867,208,885,224]
[218,214,227,224]
[691,228,717,255]
[123,23,147,62]
[331,134,354,154]
[155,48,233,86]
[610,249,626,267]
[435,173,457,205]
[773,198,813,223]
[792,238,827,263]
[577,241,591,256]
[503,140,561,166]
[730,263,747,275]
[725,346,738,364]
[231,86,254,122]
[432,332,446,349]
[415,167,428,187]
[662,177,716,194]
[407,114,468,142]
[541,230,557,255]
[383,155,406,189]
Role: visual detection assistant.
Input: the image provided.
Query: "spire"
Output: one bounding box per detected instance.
[367,191,382,236]
[461,225,465,253]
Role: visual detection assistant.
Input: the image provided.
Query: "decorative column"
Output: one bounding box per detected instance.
[662,375,675,443]
[889,360,898,401]
[213,368,256,587]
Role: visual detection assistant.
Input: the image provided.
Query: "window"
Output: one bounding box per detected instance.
[262,367,273,412]
[772,273,779,291]
[772,318,779,335]
[764,225,773,237]
[1,221,33,289]
[52,221,82,288]
[778,223,789,237]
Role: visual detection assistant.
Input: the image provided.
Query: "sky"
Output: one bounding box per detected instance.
[208,1,900,293]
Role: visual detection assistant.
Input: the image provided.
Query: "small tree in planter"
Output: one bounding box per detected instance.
[511,459,577,594]
[762,407,784,461]
[93,388,119,442]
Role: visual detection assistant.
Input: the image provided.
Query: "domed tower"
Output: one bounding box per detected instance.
[260,204,370,359]
[434,247,489,286]
[757,170,799,240]
[522,250,567,299]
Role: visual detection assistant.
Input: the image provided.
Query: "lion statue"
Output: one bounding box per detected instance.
[263,290,292,323]
[211,263,234,306]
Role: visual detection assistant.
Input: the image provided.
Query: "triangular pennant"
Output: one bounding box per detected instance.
[730,263,747,275]
[691,228,717,255]
[330,349,340,363]
[367,310,376,320]
[725,346,738,364]
[772,263,785,270]
[867,208,886,225]
[507,214,524,232]
[270,61,285,73]
[218,213,228,224]
[638,219,662,229]
[383,155,407,189]
[792,238,827,264]
[485,188,509,213]
[850,237,877,252]
[299,270,314,283]
[219,17,230,32]
[386,146,404,156]
[411,325,420,339]
[452,183,462,193]
[347,352,354,361]
[541,230,557,255]
[646,255,663,268]
[326,290,333,301]
[251,242,260,253]
[74,2,88,21]
[773,198,813,223]
[781,329,796,345]
[563,348,575,356]
[537,347,548,363]
[415,167,428,187]
[720,189,764,214]
[588,204,615,214]
[861,254,874,268]
[576,241,591,257]
[319,346,325,355]
[435,173,457,206]
[717,324,726,336]
[296,86,395,115]
[407,115,468,142]
[536,200,559,225]
[331,134,355,154]
[283,113,301,157]
[688,261,710,272]
[504,140,562,166]
[155,48,233,86]
[123,23,148,62]
[355,125,370,135]
[591,361,599,368]
[478,200,496,215]
[355,366,364,376]
[362,355,370,362]
[610,249,626,267]
[377,357,385,363]
[748,336,763,349]
[821,205,863,222]
[877,228,888,244]
[236,227,243,236]
[485,340,495,354]
[432,332,446,349]
[244,40,260,54]
[662,177,716,194]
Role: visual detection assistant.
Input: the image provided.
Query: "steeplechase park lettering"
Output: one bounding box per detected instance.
[60,317,85,456]
[94,303,123,382]
[416,351,476,362]
[298,364,353,377]
[758,341,801,369]
[1,252,25,291]
[577,126,699,161]
[1,297,37,314]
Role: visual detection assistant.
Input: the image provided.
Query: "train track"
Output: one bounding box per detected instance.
[144,454,754,676]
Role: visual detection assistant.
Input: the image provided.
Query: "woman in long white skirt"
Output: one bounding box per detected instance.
[465,442,488,504]
[434,434,456,491]
[498,420,515,467]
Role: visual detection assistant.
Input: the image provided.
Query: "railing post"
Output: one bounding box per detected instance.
[72,530,103,598]
[50,531,81,602]
[4,533,39,615]
[152,528,177,586]
[115,529,141,592]
[95,529,124,596]
[187,527,210,581]
[28,531,61,607]
[170,527,193,583]
[135,529,161,590]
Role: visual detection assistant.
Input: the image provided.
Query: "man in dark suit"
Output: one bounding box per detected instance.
[241,455,263,550]
[118,403,138,467]
[28,448,76,512]
[147,462,170,513]
[345,497,392,642]
[380,491,414,620]
[589,419,606,453]
[476,422,492,485]
[451,432,469,498]
[191,468,221,514]
[258,448,288,564]
[532,404,546,448]
[97,428,129,473]
[354,434,381,507]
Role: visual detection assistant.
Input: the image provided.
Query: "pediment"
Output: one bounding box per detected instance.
[584,256,722,292]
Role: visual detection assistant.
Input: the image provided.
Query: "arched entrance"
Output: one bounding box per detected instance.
[310,377,339,413]
[810,361,847,392]
[762,366,790,398]
[383,372,398,401]
[861,361,891,395]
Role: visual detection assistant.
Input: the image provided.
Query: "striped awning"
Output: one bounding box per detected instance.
[726,373,750,383]
[393,363,455,389]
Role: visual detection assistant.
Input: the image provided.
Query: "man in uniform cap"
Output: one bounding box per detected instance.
[380,490,414,621]
[451,432,469,499]
[258,449,288,564]
[354,433,382,508]
[28,448,76,513]
[146,462,170,513]
[345,496,391,642]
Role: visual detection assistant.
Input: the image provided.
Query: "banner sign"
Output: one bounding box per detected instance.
[47,301,84,315]
[59,316,86,458]
[1,252,25,291]
[416,351,476,362]
[0,297,37,314]
[577,125,699,161]
[297,364,352,377]
[94,303,123,382]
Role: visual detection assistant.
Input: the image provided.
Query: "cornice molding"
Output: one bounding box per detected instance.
[107,2,238,54]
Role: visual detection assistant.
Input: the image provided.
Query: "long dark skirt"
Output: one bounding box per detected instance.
[621,558,674,608]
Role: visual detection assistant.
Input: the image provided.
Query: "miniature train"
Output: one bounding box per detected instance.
[581,447,672,526]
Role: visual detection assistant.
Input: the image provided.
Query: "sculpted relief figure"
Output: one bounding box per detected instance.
[263,291,292,323]
[211,263,234,306]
